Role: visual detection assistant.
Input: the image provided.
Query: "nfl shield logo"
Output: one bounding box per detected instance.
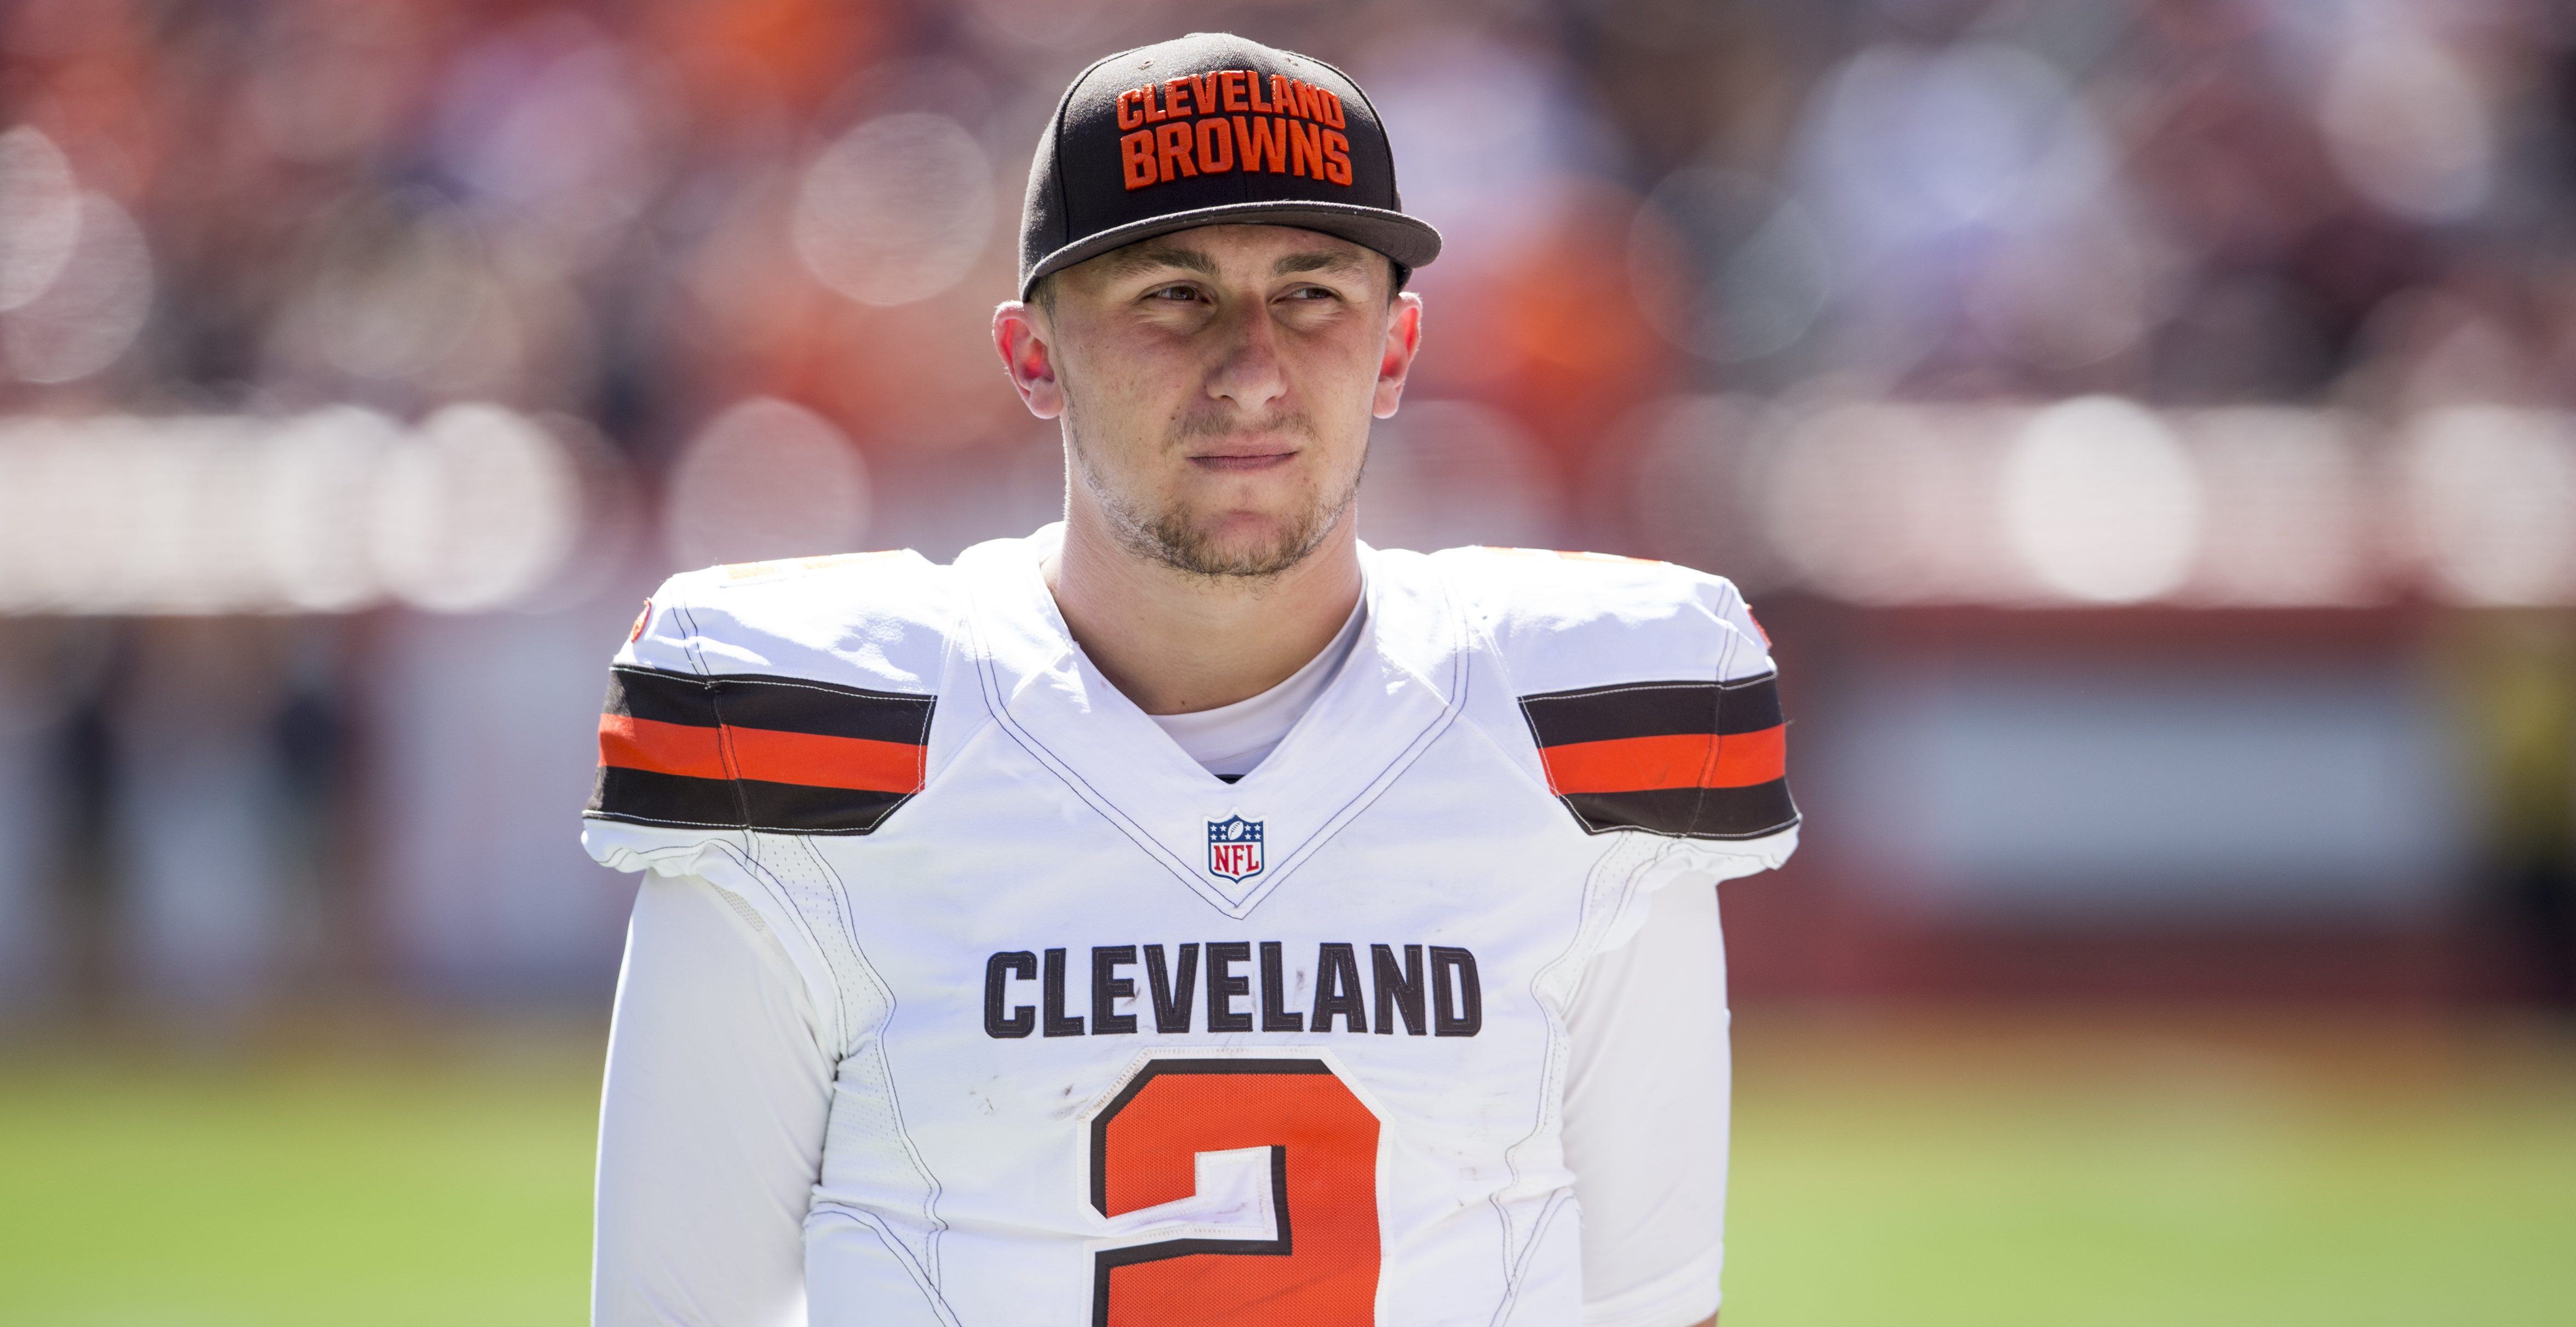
[1207,815,1265,882]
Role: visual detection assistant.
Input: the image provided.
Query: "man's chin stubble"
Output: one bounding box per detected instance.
[1130,494,1351,580]
[1072,450,1362,580]
[1066,407,1364,581]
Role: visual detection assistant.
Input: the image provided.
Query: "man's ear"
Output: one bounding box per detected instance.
[993,301,1065,419]
[1372,291,1425,420]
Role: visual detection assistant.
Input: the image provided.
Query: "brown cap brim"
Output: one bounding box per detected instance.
[1019,200,1442,300]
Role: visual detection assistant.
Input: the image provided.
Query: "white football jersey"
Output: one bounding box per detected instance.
[581,526,1798,1327]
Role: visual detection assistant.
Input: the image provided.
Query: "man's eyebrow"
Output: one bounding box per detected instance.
[1100,244,1218,279]
[1275,250,1369,276]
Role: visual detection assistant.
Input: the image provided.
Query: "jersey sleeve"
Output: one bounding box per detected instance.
[581,571,747,869]
[595,872,830,1326]
[1563,878,1730,1327]
[580,557,942,861]
[577,554,959,1057]
[1439,548,1801,869]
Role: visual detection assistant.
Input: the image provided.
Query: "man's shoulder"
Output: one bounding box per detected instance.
[1412,546,1776,690]
[620,549,962,693]
[1407,546,1797,847]
[585,549,971,854]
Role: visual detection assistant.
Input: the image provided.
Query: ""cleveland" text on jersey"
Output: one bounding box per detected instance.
[982,942,1482,1039]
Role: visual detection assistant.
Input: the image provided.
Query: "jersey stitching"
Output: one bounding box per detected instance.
[1488,1189,1577,1327]
[672,599,758,859]
[974,643,1216,903]
[803,1206,963,1327]
[670,672,938,705]
[1445,577,1585,817]
[644,611,937,836]
[1231,617,1468,916]
[696,837,853,1070]
[795,833,955,1293]
[1175,555,1476,916]
[1517,673,1777,702]
[1484,832,1661,1321]
[580,808,750,831]
[1686,620,1745,843]
[679,584,949,1280]
[956,559,1253,913]
[1450,710,1573,803]
[963,547,1475,920]
[1516,656,1797,839]
[715,832,955,1307]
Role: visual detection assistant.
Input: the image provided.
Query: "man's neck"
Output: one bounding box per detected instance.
[1043,504,1363,717]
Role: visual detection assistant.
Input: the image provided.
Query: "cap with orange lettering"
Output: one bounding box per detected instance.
[1018,32,1441,299]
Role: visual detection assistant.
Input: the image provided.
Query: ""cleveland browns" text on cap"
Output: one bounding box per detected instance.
[1114,70,1353,191]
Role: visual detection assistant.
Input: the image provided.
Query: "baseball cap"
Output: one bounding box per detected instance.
[1017,32,1442,300]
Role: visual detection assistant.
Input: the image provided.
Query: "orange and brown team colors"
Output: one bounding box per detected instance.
[589,666,934,834]
[1518,674,1795,839]
[1114,70,1355,190]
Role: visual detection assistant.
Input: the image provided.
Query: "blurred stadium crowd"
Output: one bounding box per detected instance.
[2,0,2574,1020]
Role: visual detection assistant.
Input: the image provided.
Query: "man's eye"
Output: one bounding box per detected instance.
[1147,285,1201,302]
[1283,285,1335,301]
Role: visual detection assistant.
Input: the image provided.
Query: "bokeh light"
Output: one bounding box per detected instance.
[0,407,590,614]
[372,405,583,613]
[3,192,151,384]
[2405,407,2576,607]
[663,397,871,569]
[260,407,405,613]
[1764,401,2025,605]
[2001,396,2202,605]
[2319,27,2493,224]
[0,127,78,311]
[2177,407,2374,607]
[793,112,994,307]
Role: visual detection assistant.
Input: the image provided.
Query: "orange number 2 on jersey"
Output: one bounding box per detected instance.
[1088,1058,1380,1326]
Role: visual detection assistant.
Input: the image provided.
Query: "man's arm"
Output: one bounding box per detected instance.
[594,873,834,1325]
[1562,878,1732,1327]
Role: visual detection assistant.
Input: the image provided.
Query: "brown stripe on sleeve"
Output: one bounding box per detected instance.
[1519,674,1783,746]
[1518,673,1797,839]
[584,666,934,836]
[1560,781,1799,840]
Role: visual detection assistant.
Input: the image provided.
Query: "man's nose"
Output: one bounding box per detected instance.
[1206,300,1288,410]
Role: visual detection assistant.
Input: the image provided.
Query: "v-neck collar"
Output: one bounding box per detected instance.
[957,525,1468,919]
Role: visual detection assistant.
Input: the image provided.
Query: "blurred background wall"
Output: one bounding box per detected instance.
[0,0,2571,1026]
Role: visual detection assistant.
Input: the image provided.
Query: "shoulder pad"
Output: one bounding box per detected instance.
[624,551,954,689]
[1433,547,1797,842]
[583,552,955,849]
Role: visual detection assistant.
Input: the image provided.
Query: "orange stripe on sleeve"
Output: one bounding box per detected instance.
[1702,723,1786,789]
[722,725,925,794]
[1540,726,1786,794]
[599,713,729,781]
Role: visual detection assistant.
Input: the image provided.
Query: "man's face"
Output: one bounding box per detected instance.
[1012,224,1422,579]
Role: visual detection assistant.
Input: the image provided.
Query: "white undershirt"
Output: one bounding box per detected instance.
[1141,597,1367,778]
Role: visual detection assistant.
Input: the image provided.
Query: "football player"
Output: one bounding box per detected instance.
[585,32,1796,1327]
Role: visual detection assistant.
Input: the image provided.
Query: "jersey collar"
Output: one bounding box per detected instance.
[956,524,1467,919]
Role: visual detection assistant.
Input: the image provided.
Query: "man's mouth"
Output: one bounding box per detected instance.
[1186,438,1299,472]
[1189,449,1296,473]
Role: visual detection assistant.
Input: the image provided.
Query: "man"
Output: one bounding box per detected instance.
[584,32,1795,1327]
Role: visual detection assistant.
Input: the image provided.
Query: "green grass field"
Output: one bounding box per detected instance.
[2,1008,2571,1325]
